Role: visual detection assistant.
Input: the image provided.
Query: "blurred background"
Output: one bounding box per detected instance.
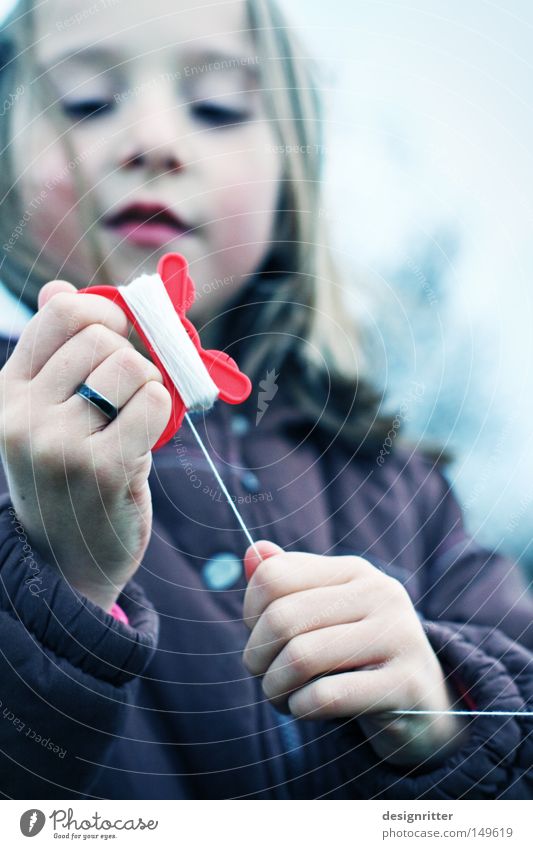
[286,0,533,580]
[2,0,533,580]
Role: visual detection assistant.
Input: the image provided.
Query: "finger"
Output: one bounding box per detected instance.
[62,345,164,432]
[244,539,283,581]
[287,664,404,720]
[244,583,379,675]
[7,291,130,381]
[94,379,172,459]
[260,622,390,708]
[243,553,373,627]
[37,280,77,310]
[34,323,135,402]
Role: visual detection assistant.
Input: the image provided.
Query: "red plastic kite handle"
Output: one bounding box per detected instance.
[78,253,252,450]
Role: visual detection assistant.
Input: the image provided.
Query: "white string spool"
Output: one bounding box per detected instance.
[119,273,219,412]
[119,271,262,560]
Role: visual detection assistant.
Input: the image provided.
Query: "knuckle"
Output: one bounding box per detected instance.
[78,321,116,354]
[351,575,374,597]
[307,678,337,714]
[384,575,409,602]
[245,557,288,620]
[46,292,77,326]
[392,631,420,663]
[243,582,267,626]
[114,346,150,381]
[241,645,255,674]
[283,635,312,677]
[382,660,409,705]
[255,584,276,615]
[261,673,279,701]
[263,599,292,640]
[143,379,171,409]
[255,557,285,599]
[344,555,373,578]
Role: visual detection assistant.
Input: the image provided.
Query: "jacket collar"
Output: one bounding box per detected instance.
[0,280,33,340]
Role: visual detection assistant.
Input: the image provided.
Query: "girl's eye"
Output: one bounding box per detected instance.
[61,99,115,120]
[192,101,251,128]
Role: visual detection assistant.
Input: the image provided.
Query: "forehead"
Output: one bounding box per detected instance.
[34,0,252,67]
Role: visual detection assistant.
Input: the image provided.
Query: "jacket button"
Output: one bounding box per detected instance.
[202,552,242,590]
[231,414,250,436]
[241,470,260,493]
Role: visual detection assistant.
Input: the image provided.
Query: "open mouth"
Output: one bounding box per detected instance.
[104,202,193,247]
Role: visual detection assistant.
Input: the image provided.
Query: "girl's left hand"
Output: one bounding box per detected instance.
[242,541,465,767]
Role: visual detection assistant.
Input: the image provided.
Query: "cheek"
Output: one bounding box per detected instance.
[217,184,276,243]
[15,102,102,231]
[17,110,70,206]
[206,136,281,249]
[24,156,82,255]
[18,125,78,239]
[14,118,100,279]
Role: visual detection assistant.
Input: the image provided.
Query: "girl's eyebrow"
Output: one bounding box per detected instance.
[42,44,257,71]
[181,49,261,83]
[38,45,118,72]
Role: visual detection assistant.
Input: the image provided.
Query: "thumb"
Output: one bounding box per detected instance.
[38,280,78,311]
[244,539,284,582]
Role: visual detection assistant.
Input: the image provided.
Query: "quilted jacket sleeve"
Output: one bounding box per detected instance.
[355,458,533,799]
[0,493,159,799]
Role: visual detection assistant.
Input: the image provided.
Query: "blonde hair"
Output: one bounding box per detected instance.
[0,0,390,447]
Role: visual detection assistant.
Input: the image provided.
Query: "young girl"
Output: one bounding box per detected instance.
[0,0,531,800]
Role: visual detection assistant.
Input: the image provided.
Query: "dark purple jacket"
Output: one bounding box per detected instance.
[0,334,532,800]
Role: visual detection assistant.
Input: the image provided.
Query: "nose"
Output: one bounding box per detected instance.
[118,87,190,175]
[120,147,182,174]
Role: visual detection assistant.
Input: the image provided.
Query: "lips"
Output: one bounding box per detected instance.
[104,202,194,248]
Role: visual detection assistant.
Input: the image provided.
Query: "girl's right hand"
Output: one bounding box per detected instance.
[0,283,172,612]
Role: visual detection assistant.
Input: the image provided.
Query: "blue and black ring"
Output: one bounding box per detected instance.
[75,383,119,422]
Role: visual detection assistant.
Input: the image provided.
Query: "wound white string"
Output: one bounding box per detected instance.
[119,273,219,412]
[391,710,533,717]
[185,413,262,561]
[120,273,262,561]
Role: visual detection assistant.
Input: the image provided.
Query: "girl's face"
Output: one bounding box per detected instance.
[16,0,281,320]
